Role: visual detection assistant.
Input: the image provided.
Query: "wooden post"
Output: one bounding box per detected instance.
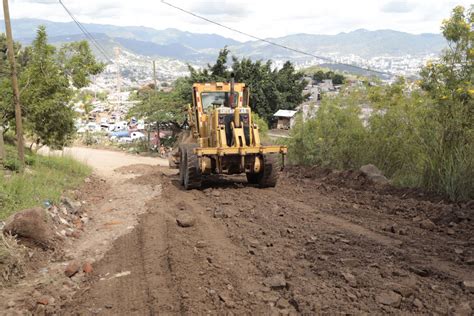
[3,0,25,170]
[0,126,5,164]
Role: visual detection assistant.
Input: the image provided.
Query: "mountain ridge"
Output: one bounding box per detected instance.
[0,18,446,63]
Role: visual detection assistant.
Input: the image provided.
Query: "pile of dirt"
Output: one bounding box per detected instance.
[285,165,383,189]
[115,164,159,175]
[284,165,461,204]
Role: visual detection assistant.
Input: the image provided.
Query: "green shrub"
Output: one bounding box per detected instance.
[287,95,368,169]
[252,113,268,138]
[3,158,20,172]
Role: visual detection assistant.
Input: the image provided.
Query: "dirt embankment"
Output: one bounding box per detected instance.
[65,165,473,315]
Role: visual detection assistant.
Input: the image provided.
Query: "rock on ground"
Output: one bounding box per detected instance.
[375,290,402,307]
[359,164,389,185]
[462,280,474,293]
[419,219,436,230]
[64,261,80,278]
[342,272,357,287]
[3,207,56,249]
[263,274,287,290]
[176,214,196,228]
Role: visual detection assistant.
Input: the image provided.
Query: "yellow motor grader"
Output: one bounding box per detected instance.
[175,78,287,189]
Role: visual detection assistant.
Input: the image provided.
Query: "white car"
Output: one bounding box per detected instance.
[86,123,101,132]
[130,132,146,140]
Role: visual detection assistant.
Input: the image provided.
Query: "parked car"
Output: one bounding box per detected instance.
[130,132,146,141]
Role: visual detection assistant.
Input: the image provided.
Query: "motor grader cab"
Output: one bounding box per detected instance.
[177,78,287,189]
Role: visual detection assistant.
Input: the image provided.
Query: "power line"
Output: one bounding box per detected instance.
[58,0,114,64]
[161,0,394,77]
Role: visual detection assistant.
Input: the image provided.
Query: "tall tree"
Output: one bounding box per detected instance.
[180,48,307,122]
[20,26,74,149]
[130,85,185,128]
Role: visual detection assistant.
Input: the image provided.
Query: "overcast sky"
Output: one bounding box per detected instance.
[3,0,472,41]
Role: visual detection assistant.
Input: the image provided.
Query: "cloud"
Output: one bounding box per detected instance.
[189,1,251,18]
[20,0,57,3]
[381,0,415,13]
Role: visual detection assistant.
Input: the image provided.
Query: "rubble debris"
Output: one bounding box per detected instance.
[61,196,82,214]
[83,262,94,274]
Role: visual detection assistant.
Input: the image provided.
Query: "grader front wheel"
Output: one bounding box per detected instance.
[247,154,281,188]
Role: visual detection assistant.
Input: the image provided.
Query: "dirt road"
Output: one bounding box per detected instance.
[4,148,473,314]
[40,146,169,177]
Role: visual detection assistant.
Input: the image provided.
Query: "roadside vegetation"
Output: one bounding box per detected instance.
[287,5,473,201]
[0,144,91,220]
[0,26,101,219]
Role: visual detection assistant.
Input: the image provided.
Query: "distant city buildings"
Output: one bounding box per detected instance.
[292,52,438,78]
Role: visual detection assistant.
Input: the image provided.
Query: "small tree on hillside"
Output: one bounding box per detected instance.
[418,5,473,199]
[20,26,104,150]
[58,41,104,89]
[129,85,186,147]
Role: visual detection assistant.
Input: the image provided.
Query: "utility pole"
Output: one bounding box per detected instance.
[152,60,157,90]
[3,0,24,169]
[0,126,5,164]
[114,46,121,108]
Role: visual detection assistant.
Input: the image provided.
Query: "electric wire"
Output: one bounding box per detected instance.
[161,0,394,77]
[58,0,114,64]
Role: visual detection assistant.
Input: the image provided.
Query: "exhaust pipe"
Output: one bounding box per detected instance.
[229,72,235,108]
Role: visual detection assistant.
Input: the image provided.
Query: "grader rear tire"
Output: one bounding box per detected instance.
[183,144,202,190]
[179,145,186,185]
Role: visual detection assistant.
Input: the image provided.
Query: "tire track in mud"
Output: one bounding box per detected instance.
[153,175,272,314]
[64,210,180,315]
[66,168,275,315]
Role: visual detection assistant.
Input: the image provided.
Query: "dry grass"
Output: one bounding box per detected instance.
[0,233,28,287]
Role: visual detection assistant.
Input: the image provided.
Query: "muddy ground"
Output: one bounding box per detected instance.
[1,156,473,315]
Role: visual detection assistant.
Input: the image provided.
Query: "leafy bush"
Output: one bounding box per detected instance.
[287,100,367,169]
[3,158,20,172]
